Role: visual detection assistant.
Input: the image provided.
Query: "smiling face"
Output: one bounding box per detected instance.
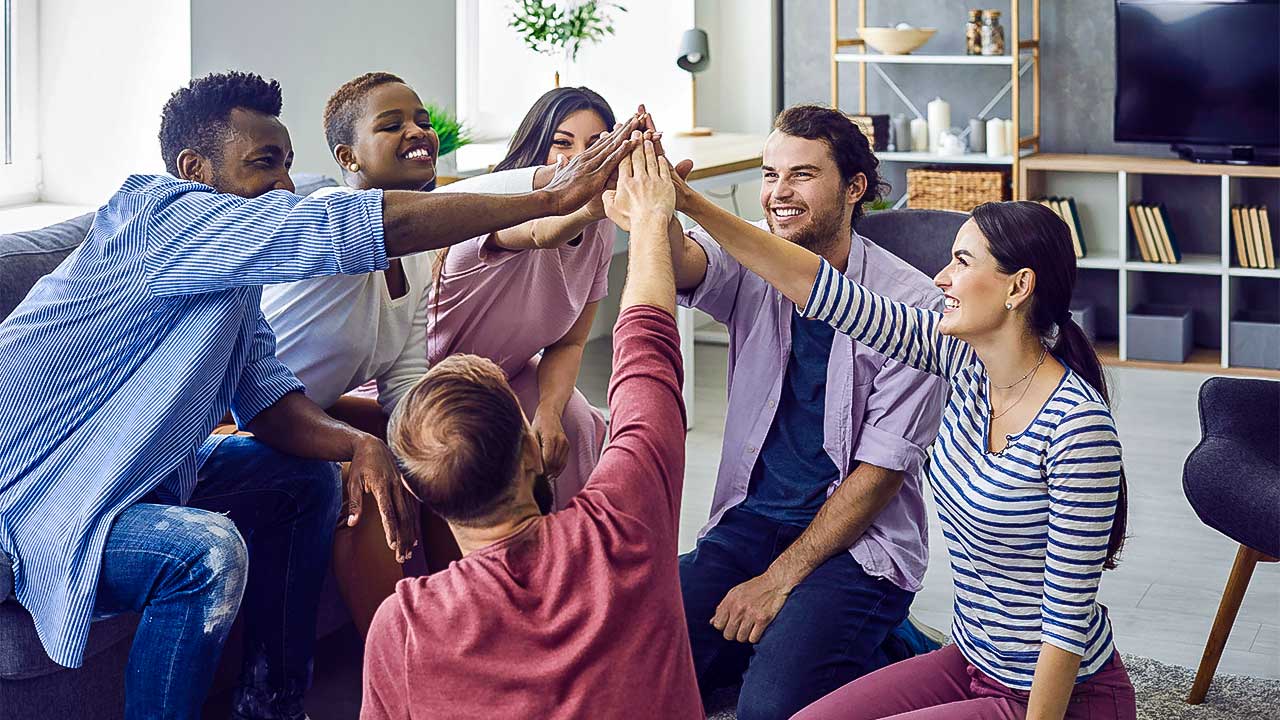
[342,82,439,191]
[200,108,295,198]
[544,108,608,165]
[934,218,1025,340]
[759,130,865,254]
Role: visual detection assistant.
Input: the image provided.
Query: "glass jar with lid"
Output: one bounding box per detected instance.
[980,10,1005,56]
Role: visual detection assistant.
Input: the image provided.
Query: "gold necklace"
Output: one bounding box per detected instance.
[989,350,1047,420]
[991,346,1048,390]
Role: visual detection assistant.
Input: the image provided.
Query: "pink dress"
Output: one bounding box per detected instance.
[426,220,614,508]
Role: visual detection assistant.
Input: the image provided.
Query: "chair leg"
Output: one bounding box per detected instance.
[1187,544,1263,704]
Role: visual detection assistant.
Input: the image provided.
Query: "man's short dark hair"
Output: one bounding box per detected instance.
[322,72,406,157]
[772,104,889,222]
[387,354,526,526]
[158,71,284,176]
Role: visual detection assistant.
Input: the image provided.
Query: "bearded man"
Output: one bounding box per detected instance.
[668,104,948,720]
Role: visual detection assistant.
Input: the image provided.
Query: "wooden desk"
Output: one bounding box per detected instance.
[440,132,769,426]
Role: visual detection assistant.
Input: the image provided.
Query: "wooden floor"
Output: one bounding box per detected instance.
[576,336,1280,680]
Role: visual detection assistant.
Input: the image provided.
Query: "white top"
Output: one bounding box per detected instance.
[261,166,539,413]
[803,259,1123,690]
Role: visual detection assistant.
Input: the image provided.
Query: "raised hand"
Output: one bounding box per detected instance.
[541,110,644,216]
[603,133,675,231]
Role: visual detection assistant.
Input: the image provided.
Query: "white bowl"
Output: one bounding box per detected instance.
[857,27,937,55]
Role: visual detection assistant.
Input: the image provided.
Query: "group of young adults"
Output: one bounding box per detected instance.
[0,68,1137,720]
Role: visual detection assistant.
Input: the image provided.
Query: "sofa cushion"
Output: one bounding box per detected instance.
[0,212,95,321]
[855,209,967,278]
[293,173,339,197]
[0,603,139,680]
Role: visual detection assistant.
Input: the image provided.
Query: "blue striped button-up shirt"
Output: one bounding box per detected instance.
[0,174,387,668]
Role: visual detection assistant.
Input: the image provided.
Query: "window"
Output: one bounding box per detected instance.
[455,0,694,141]
[0,0,39,206]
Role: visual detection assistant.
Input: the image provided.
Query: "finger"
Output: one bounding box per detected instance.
[675,158,695,180]
[722,614,744,643]
[658,156,672,182]
[629,137,647,179]
[642,110,657,134]
[347,481,363,526]
[643,139,659,176]
[652,131,665,160]
[748,621,766,645]
[735,618,753,644]
[710,605,727,631]
[599,135,640,183]
[370,481,403,556]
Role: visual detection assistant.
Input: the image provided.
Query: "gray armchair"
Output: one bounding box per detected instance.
[1182,376,1280,704]
[855,208,966,277]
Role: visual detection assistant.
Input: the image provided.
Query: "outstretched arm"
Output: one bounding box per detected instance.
[381,113,643,257]
[675,179,972,378]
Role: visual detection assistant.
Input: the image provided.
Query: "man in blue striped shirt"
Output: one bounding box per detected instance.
[0,72,638,720]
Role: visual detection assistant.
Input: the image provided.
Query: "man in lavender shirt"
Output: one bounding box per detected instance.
[668,105,947,720]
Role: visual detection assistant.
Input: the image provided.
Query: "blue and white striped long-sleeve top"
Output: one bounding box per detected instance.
[802,259,1122,690]
[0,174,387,668]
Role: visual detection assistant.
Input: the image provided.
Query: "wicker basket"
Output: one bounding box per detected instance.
[907,165,1009,212]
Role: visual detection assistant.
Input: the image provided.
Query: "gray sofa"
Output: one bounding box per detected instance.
[0,174,341,719]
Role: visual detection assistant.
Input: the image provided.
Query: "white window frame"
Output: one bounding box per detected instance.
[0,0,40,207]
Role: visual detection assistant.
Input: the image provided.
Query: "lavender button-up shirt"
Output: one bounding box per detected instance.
[679,221,947,592]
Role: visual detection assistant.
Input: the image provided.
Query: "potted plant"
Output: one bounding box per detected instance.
[425,104,472,183]
[509,0,626,87]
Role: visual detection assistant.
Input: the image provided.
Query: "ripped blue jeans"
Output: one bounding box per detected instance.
[95,435,342,720]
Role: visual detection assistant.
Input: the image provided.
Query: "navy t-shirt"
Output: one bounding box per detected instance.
[739,312,850,527]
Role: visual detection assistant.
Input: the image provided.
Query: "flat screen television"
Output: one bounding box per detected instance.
[1115,0,1280,165]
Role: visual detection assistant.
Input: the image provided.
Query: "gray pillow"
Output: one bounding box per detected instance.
[0,212,95,321]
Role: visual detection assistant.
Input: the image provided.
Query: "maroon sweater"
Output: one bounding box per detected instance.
[361,305,701,720]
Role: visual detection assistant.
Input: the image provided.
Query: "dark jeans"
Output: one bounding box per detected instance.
[679,507,914,720]
[94,435,342,720]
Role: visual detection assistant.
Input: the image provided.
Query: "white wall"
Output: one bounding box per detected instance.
[694,0,777,135]
[457,0,693,140]
[37,0,191,205]
[191,0,457,178]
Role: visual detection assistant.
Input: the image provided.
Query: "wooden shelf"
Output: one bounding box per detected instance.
[1020,153,1279,375]
[1124,254,1224,275]
[1095,342,1280,379]
[833,52,1027,66]
[874,150,1032,165]
[1021,153,1280,179]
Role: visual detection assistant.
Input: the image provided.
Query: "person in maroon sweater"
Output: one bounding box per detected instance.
[361,134,702,719]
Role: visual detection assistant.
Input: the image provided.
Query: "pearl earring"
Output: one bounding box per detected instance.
[348,163,359,173]
[1005,303,1013,310]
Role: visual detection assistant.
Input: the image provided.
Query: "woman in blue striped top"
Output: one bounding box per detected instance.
[670,178,1136,719]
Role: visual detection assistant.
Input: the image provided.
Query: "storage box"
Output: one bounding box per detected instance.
[1229,310,1280,370]
[907,166,1009,212]
[1127,304,1193,362]
[1069,302,1097,342]
[848,113,889,152]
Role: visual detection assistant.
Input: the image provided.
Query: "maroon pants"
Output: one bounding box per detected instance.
[791,644,1137,720]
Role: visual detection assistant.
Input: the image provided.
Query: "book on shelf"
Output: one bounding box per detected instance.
[1153,204,1181,263]
[1231,206,1250,268]
[1240,204,1259,267]
[1254,204,1274,269]
[1128,203,1152,263]
[1035,196,1086,258]
[1127,201,1183,264]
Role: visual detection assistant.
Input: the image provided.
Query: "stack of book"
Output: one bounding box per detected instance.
[1230,205,1275,269]
[1035,196,1086,258]
[1127,202,1181,264]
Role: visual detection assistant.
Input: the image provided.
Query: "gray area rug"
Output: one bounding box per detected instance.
[706,654,1280,719]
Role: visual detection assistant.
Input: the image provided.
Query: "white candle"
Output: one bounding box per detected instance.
[910,117,929,152]
[986,118,1006,158]
[926,97,951,153]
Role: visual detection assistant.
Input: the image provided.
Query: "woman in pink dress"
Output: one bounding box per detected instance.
[428,87,616,510]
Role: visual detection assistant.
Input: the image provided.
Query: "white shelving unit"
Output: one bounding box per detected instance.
[830,0,1041,198]
[1020,154,1280,377]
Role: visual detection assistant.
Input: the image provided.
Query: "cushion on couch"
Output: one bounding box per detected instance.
[0,212,95,320]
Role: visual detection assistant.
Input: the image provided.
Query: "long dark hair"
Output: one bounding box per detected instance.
[972,200,1128,569]
[493,86,616,172]
[432,87,616,318]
